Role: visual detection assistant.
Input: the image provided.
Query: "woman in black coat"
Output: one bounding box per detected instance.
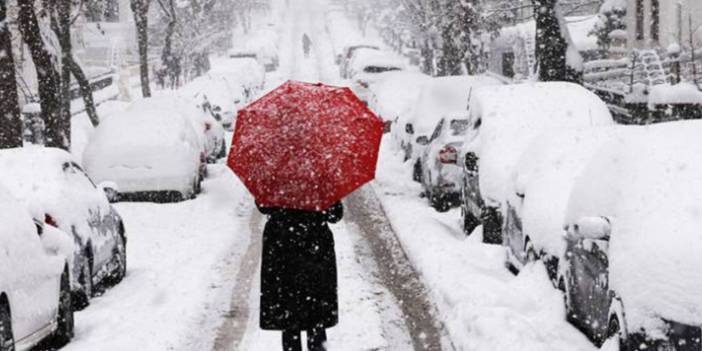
[257,201,343,351]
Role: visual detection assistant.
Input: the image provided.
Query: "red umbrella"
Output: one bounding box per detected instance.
[228,80,384,211]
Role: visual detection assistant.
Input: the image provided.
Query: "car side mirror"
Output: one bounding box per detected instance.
[416,136,430,146]
[99,181,120,203]
[565,217,611,241]
[464,152,479,173]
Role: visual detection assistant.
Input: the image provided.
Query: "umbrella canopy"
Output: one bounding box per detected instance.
[228,80,384,211]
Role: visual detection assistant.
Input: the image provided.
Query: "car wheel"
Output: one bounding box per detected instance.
[481,206,503,244]
[0,300,14,351]
[75,253,93,310]
[462,208,481,236]
[110,235,127,284]
[525,240,538,263]
[431,193,451,213]
[412,159,423,182]
[601,315,626,351]
[51,268,74,346]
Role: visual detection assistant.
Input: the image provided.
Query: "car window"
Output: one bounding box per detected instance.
[450,119,470,136]
[64,162,98,190]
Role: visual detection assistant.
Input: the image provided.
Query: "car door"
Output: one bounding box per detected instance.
[64,162,116,270]
[6,221,59,340]
[566,238,612,341]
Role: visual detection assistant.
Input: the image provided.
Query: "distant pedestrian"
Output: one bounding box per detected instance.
[302,33,312,58]
[257,201,343,351]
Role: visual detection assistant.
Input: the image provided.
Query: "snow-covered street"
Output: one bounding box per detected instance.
[5,0,702,350]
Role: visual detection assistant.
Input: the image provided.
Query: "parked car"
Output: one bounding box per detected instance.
[367,71,429,134]
[84,97,205,202]
[459,82,613,243]
[0,146,127,308]
[174,95,227,163]
[0,183,74,350]
[210,56,265,101]
[559,120,702,350]
[179,73,243,130]
[339,44,380,78]
[347,51,406,103]
[405,75,502,183]
[419,117,473,211]
[229,35,279,72]
[501,126,618,279]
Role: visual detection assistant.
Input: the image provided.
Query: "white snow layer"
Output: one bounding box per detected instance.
[565,120,702,334]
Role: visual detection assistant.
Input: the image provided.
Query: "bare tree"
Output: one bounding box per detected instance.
[17,0,68,149]
[131,0,152,97]
[0,0,22,148]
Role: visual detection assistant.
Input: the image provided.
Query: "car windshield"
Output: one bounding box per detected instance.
[363,66,401,74]
[449,119,470,136]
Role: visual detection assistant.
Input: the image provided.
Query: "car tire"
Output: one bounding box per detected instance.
[481,206,503,244]
[462,208,481,236]
[0,300,14,351]
[51,268,74,347]
[412,159,423,183]
[603,315,626,350]
[218,142,227,159]
[430,193,451,212]
[75,252,93,310]
[109,235,127,284]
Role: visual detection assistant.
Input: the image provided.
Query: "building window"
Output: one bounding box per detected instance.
[651,0,660,41]
[636,0,644,40]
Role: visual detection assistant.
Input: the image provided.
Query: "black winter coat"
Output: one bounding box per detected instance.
[257,202,343,331]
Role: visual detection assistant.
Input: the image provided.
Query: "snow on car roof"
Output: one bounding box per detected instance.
[0,146,109,240]
[369,71,430,122]
[469,82,613,207]
[349,50,404,72]
[410,75,502,135]
[565,120,702,333]
[509,126,619,257]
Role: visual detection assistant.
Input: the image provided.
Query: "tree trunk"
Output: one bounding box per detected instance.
[0,0,23,148]
[131,0,152,97]
[67,55,100,127]
[57,0,72,142]
[17,0,67,149]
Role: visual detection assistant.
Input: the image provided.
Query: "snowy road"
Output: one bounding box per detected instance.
[56,1,604,351]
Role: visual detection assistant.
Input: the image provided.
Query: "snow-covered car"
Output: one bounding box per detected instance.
[366,71,429,135]
[339,44,380,78]
[0,183,74,350]
[0,146,127,308]
[228,37,279,72]
[406,75,502,183]
[210,56,266,101]
[501,126,618,279]
[560,120,702,350]
[347,51,406,104]
[173,95,227,163]
[179,73,243,130]
[419,117,472,211]
[459,82,614,243]
[84,97,205,202]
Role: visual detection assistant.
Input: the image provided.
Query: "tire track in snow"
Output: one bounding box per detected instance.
[212,210,263,351]
[345,187,455,351]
